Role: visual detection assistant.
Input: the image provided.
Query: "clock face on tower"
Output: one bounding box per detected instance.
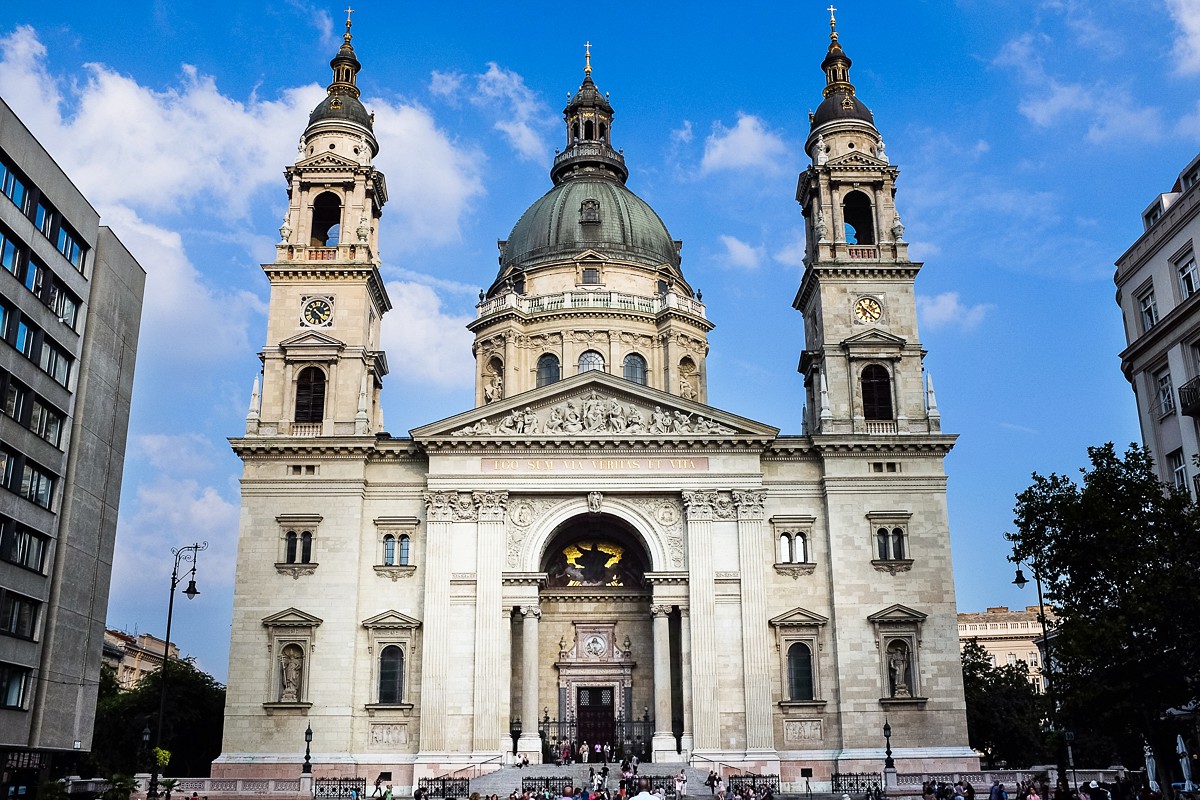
[302,297,333,327]
[853,297,882,323]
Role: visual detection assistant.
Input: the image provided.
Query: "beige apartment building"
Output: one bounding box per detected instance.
[101,630,180,689]
[215,16,976,791]
[957,606,1056,693]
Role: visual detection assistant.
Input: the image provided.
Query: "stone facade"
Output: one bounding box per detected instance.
[216,18,976,791]
[957,606,1056,694]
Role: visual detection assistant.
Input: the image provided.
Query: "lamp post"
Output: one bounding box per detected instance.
[148,542,207,800]
[510,717,522,756]
[883,719,894,769]
[142,725,151,790]
[302,724,313,774]
[1014,563,1064,778]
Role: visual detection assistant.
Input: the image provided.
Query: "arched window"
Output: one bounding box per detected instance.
[891,527,906,560]
[599,122,608,142]
[572,121,581,140]
[398,534,410,566]
[536,354,561,387]
[876,527,890,560]
[285,531,298,564]
[379,645,404,704]
[295,367,326,424]
[578,350,605,374]
[310,192,342,246]
[383,534,396,566]
[861,364,893,420]
[300,531,313,564]
[787,642,815,701]
[584,120,595,140]
[795,532,809,563]
[778,534,792,563]
[842,190,875,244]
[623,353,647,385]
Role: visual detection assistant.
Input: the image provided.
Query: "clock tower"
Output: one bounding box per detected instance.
[794,10,939,436]
[247,14,391,438]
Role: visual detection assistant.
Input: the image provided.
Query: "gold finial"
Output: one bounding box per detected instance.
[827,5,837,29]
[584,41,592,75]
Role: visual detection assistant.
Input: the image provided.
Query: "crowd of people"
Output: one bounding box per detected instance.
[496,775,775,800]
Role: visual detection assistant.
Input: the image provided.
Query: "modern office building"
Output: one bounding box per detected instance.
[1116,153,1200,493]
[0,98,145,794]
[217,15,975,789]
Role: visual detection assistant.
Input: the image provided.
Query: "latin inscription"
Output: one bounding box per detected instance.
[482,457,710,473]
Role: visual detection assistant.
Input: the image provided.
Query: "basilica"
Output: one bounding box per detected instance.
[214,13,976,790]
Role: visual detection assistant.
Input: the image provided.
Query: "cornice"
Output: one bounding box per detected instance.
[417,437,774,453]
[467,306,714,335]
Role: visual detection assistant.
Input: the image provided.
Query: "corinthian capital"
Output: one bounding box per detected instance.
[682,490,718,521]
[732,489,767,520]
[423,491,457,521]
[473,490,509,521]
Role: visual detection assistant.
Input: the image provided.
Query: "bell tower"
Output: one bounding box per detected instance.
[246,12,391,438]
[793,9,939,436]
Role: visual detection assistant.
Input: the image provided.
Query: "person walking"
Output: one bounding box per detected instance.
[676,771,687,798]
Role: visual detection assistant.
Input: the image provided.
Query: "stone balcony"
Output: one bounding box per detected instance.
[273,242,375,263]
[476,289,707,322]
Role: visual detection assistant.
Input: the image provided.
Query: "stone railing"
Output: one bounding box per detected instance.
[847,246,879,259]
[74,777,305,797]
[477,290,705,321]
[273,243,374,263]
[865,421,898,434]
[893,768,1131,793]
[290,422,322,437]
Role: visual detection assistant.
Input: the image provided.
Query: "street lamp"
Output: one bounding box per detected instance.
[148,542,207,800]
[302,724,313,774]
[510,716,522,755]
[1014,563,1063,775]
[883,719,895,769]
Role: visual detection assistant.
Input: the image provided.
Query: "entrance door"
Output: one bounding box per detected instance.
[576,685,615,757]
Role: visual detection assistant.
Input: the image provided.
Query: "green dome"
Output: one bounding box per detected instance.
[500,177,679,272]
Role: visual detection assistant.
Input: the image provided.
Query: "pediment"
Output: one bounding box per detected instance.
[572,249,607,262]
[362,610,422,629]
[295,151,360,169]
[867,603,927,624]
[769,607,829,628]
[841,328,907,351]
[262,607,324,628]
[411,370,779,443]
[827,151,889,168]
[274,331,343,352]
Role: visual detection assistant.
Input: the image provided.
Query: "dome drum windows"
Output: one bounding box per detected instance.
[577,350,605,375]
[536,353,561,387]
[622,353,647,385]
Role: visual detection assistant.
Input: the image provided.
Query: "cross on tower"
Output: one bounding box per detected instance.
[584,41,592,74]
[827,5,837,30]
[345,5,354,30]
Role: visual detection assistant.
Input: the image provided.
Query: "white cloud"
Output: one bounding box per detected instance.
[1167,0,1200,74]
[672,120,694,144]
[135,433,220,474]
[380,281,475,388]
[701,113,788,174]
[917,292,994,332]
[439,63,556,161]
[773,231,808,268]
[430,70,465,98]
[717,234,765,270]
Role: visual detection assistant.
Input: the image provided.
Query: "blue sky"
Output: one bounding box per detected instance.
[3,1,1198,682]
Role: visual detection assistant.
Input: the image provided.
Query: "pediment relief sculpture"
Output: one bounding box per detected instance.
[451,389,738,438]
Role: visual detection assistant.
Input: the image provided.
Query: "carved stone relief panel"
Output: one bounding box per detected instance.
[368,723,409,748]
[629,496,684,568]
[784,719,822,742]
[505,497,566,568]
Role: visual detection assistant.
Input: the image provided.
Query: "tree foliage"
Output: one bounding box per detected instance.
[1007,442,1200,768]
[84,659,225,778]
[961,639,1046,767]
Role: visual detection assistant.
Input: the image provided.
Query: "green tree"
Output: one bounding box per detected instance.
[1007,442,1200,768]
[86,658,225,778]
[961,639,1046,768]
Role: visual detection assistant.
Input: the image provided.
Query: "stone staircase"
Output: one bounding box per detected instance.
[468,763,711,798]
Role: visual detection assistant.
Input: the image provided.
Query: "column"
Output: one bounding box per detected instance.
[650,603,674,757]
[518,604,542,757]
[734,490,778,757]
[679,607,694,754]
[473,492,508,752]
[503,331,516,394]
[417,491,461,756]
[682,491,719,751]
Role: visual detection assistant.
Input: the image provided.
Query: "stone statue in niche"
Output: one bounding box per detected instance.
[484,372,504,404]
[888,642,912,698]
[587,492,603,513]
[279,645,303,702]
[679,370,698,401]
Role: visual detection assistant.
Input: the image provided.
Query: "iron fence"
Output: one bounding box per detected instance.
[727,775,781,796]
[832,773,884,794]
[522,777,579,797]
[535,718,655,763]
[418,777,470,798]
[315,778,367,799]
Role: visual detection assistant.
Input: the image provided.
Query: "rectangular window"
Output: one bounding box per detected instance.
[1180,253,1199,300]
[0,521,47,572]
[19,462,54,509]
[0,592,39,639]
[0,449,14,489]
[1139,290,1159,331]
[56,226,84,269]
[582,267,601,284]
[0,662,30,708]
[0,228,19,276]
[1156,370,1175,416]
[22,257,45,296]
[47,282,79,329]
[0,158,28,213]
[29,400,63,447]
[34,201,54,238]
[1169,449,1187,490]
[4,380,28,423]
[39,341,71,387]
[16,320,37,359]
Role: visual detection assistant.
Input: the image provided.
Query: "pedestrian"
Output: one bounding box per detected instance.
[384,786,393,800]
[562,786,575,800]
[676,771,687,798]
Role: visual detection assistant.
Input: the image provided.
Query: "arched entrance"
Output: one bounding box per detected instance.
[526,513,657,763]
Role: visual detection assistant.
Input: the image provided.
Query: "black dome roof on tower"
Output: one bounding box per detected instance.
[809,14,876,131]
[489,48,684,292]
[307,15,374,131]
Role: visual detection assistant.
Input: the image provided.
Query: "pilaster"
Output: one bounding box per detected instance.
[682,490,719,751]
[472,491,508,752]
[734,490,778,758]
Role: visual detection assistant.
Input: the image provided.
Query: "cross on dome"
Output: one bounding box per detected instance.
[585,41,592,75]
